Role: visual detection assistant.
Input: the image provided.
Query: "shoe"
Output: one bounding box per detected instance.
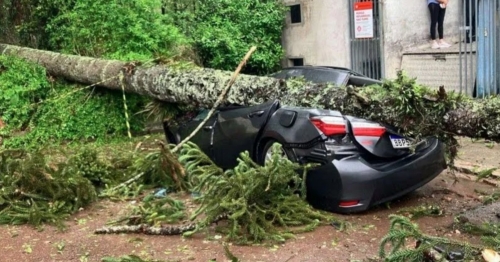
[431,40,440,49]
[439,40,451,48]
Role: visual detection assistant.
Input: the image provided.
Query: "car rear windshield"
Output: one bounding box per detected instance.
[272,68,348,86]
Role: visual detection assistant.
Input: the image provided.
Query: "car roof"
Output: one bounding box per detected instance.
[271,65,383,87]
[279,66,367,77]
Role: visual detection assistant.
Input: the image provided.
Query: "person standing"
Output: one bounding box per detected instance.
[428,0,452,49]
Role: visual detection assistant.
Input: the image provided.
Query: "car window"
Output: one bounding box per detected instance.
[271,68,352,86]
[284,68,306,79]
[302,69,348,86]
[270,70,287,79]
[347,75,382,87]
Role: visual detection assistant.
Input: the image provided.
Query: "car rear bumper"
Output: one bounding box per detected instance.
[306,137,446,214]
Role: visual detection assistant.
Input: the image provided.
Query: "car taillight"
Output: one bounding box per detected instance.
[310,116,346,136]
[339,200,360,207]
[351,122,386,137]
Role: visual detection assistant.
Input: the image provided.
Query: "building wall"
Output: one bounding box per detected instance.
[281,0,462,80]
[381,0,462,79]
[281,0,351,68]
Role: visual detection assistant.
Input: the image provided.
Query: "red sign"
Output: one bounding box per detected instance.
[354,1,374,38]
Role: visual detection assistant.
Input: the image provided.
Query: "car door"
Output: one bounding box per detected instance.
[211,100,279,169]
[176,109,218,157]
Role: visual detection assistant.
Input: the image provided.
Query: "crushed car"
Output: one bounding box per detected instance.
[270,65,383,87]
[163,99,447,214]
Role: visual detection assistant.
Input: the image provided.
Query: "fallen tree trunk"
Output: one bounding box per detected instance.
[1,43,500,148]
[0,43,286,107]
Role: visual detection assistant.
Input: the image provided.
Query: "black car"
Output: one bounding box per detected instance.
[270,66,382,87]
[163,99,446,214]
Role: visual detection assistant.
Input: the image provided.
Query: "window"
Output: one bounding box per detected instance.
[289,4,302,24]
[289,58,304,66]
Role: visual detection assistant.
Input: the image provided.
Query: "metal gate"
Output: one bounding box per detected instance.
[348,0,384,80]
[459,0,500,97]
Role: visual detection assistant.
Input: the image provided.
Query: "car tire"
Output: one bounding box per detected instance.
[259,139,296,165]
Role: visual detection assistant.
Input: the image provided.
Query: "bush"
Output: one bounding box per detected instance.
[46,0,189,60]
[0,55,50,129]
[165,0,287,75]
[4,82,147,148]
[0,55,147,148]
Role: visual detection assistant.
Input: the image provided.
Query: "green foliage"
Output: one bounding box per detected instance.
[0,55,50,129]
[482,191,500,205]
[101,255,163,262]
[178,142,335,244]
[0,55,148,148]
[3,81,147,148]
[380,215,478,261]
[3,0,286,73]
[476,167,498,181]
[361,72,462,159]
[165,0,287,74]
[46,0,189,60]
[0,149,98,227]
[281,70,466,162]
[483,233,500,250]
[0,0,51,47]
[63,148,125,188]
[0,138,189,227]
[124,194,186,226]
[397,204,444,219]
[458,221,500,250]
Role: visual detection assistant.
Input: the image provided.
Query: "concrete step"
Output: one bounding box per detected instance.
[400,42,477,96]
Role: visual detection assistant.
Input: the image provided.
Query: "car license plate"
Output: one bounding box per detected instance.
[389,135,411,149]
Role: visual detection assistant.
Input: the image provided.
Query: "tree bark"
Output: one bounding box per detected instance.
[0,43,286,107]
[1,43,500,143]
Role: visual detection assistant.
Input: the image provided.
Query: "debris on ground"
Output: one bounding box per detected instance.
[95,142,342,244]
[397,204,444,219]
[380,215,480,261]
[456,201,500,227]
[0,149,98,227]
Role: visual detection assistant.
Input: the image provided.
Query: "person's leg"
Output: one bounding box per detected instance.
[428,3,439,40]
[438,7,451,47]
[428,3,440,48]
[437,7,446,39]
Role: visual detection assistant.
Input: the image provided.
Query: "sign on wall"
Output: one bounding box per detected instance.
[354,1,374,38]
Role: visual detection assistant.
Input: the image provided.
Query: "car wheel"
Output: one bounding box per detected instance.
[259,139,295,165]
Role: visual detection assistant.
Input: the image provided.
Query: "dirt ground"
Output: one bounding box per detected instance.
[1,137,499,262]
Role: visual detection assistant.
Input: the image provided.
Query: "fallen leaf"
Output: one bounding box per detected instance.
[482,249,500,262]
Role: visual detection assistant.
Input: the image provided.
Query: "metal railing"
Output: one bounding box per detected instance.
[459,0,499,97]
[348,0,384,80]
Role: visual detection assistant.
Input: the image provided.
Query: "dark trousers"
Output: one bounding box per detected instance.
[428,3,446,40]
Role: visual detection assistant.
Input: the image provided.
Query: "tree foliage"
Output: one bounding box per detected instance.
[2,0,286,74]
[380,215,479,261]
[179,142,335,244]
[46,0,189,60]
[0,149,98,227]
[163,0,287,74]
[0,55,147,148]
[0,55,50,130]
[0,139,186,227]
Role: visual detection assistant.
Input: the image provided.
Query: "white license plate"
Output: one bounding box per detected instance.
[389,135,411,149]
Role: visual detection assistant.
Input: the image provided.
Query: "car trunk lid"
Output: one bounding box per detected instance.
[309,114,413,159]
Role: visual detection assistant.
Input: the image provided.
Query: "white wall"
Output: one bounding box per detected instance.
[281,0,351,68]
[280,0,462,79]
[381,0,461,78]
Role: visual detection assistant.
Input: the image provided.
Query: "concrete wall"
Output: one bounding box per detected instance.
[381,0,462,79]
[281,0,351,68]
[281,0,463,80]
